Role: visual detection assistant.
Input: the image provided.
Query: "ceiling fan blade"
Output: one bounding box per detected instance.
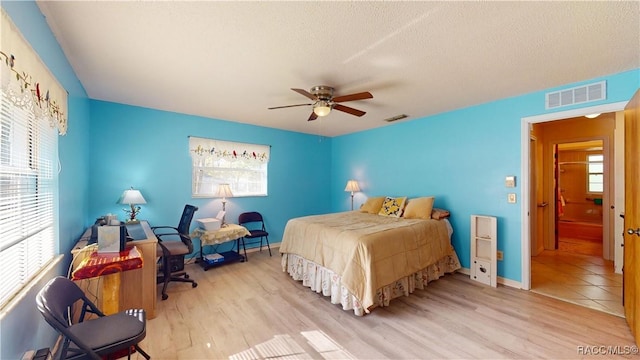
[268,103,313,110]
[308,112,318,121]
[292,88,317,101]
[332,91,373,103]
[333,104,366,117]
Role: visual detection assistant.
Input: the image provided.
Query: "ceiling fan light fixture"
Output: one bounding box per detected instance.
[313,101,331,117]
[270,86,372,120]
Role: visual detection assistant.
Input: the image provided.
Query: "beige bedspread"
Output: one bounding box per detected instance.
[279,211,455,310]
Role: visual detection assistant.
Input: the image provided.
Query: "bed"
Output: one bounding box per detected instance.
[279,197,461,316]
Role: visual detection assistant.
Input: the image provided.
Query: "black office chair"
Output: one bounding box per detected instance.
[36,276,150,360]
[153,204,199,300]
[238,211,271,261]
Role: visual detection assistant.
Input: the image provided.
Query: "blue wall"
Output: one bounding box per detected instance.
[1,2,91,359]
[331,69,640,283]
[88,100,332,256]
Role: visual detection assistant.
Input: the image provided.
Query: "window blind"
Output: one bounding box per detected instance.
[189,137,270,198]
[587,154,604,193]
[0,91,57,308]
[0,8,65,310]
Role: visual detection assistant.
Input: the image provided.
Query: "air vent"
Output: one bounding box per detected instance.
[545,81,606,109]
[384,114,408,122]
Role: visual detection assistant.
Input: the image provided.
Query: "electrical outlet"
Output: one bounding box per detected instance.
[497,250,503,261]
[507,193,517,203]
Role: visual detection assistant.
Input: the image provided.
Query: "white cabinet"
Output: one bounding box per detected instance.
[471,215,497,287]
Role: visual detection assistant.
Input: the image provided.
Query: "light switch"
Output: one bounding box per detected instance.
[508,193,517,203]
[505,176,516,188]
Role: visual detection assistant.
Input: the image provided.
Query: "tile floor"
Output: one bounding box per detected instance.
[531,241,623,317]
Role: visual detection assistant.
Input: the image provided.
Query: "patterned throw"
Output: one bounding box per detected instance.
[72,245,143,280]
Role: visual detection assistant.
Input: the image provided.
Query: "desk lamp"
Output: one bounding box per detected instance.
[120,187,147,223]
[344,180,360,211]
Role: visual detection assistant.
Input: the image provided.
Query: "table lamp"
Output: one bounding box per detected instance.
[344,180,360,211]
[214,184,234,211]
[120,187,147,223]
[214,183,234,225]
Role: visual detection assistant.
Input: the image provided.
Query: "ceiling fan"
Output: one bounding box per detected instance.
[268,86,373,121]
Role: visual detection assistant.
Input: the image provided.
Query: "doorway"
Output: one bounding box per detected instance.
[556,140,604,257]
[531,128,621,316]
[522,105,627,317]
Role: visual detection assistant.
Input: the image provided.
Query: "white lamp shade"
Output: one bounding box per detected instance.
[344,180,360,192]
[120,188,146,205]
[313,101,331,117]
[214,183,234,198]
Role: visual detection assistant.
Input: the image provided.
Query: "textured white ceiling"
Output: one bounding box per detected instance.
[37,1,639,137]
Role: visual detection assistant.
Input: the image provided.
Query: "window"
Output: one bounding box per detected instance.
[0,9,67,309]
[189,136,269,197]
[0,88,58,308]
[587,154,604,193]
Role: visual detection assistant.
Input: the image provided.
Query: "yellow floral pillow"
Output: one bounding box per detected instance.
[360,196,386,214]
[378,196,407,217]
[403,196,435,220]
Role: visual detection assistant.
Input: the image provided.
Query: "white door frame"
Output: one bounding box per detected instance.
[520,101,627,290]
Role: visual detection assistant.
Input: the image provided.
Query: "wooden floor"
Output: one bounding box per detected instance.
[131,250,636,359]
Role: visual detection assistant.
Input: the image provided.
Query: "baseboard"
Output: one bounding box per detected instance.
[47,335,62,360]
[244,242,280,254]
[456,268,522,289]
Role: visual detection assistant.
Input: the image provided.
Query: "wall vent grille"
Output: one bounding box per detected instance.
[545,81,606,110]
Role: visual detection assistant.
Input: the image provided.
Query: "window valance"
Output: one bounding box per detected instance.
[189,136,270,164]
[1,9,67,135]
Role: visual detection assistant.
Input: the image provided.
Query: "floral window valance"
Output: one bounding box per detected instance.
[1,9,68,135]
[189,136,270,164]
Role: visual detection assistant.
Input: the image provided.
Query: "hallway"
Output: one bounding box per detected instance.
[531,241,623,317]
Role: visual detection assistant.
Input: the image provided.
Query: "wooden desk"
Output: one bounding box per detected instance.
[71,221,158,319]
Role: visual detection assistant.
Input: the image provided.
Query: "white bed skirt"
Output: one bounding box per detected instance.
[281,251,462,316]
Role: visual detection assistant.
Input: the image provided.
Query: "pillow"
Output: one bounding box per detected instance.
[403,196,435,220]
[359,196,386,214]
[431,208,451,220]
[378,196,407,217]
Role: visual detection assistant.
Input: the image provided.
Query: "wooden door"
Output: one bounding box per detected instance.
[624,89,640,344]
[530,138,538,255]
[554,144,560,249]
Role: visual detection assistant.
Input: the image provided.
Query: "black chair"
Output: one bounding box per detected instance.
[36,276,150,360]
[238,211,272,261]
[152,204,199,300]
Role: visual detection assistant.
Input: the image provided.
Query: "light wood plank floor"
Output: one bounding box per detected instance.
[132,250,636,359]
